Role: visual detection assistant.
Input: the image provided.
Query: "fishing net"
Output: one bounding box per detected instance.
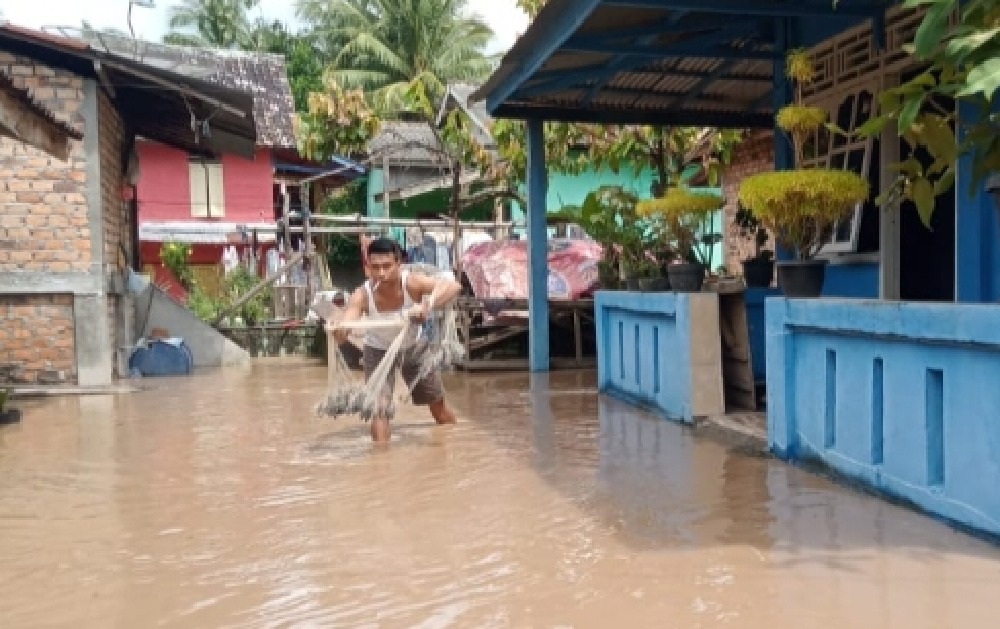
[316,314,417,421]
[317,286,464,421]
[406,299,465,395]
[315,327,367,419]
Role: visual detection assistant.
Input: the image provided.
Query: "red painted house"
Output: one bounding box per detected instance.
[86,37,300,300]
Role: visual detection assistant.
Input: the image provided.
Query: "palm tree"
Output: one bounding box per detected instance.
[296,0,497,112]
[163,0,260,49]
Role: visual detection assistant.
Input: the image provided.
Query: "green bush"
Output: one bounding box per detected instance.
[159,241,193,290]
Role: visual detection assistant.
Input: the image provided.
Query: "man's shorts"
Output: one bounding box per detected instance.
[363,344,444,406]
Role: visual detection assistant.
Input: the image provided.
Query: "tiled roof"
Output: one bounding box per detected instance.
[85,34,295,149]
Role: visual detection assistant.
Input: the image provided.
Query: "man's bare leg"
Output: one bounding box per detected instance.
[428,398,457,425]
[371,416,391,442]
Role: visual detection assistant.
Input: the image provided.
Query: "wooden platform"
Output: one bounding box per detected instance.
[456,297,596,370]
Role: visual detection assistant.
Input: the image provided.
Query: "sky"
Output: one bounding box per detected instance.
[0,0,530,55]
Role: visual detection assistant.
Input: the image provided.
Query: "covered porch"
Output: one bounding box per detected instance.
[473,0,1000,539]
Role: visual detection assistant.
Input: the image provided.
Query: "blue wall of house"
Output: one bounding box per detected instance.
[767,297,1000,538]
[956,102,1000,303]
[745,288,781,383]
[595,290,723,423]
[595,290,691,422]
[822,262,879,298]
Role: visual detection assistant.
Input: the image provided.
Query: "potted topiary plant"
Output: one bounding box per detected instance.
[635,255,669,291]
[734,203,774,288]
[738,49,869,297]
[564,186,652,290]
[637,186,724,292]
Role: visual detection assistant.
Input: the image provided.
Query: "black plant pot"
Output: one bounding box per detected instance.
[0,408,22,425]
[742,258,775,288]
[638,276,671,292]
[667,263,706,292]
[777,259,828,298]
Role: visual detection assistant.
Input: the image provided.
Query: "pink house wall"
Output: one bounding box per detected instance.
[135,141,274,223]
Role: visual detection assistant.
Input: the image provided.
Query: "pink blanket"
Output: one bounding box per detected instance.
[461,238,602,301]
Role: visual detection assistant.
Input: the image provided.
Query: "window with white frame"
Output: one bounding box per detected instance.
[801,85,877,254]
[189,158,225,218]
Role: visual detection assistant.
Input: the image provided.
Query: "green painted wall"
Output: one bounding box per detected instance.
[367,168,386,218]
[366,162,724,270]
[544,164,658,215]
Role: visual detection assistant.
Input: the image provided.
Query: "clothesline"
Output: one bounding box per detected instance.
[287,213,525,230]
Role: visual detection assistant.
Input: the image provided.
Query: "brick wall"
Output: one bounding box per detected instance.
[0,294,75,384]
[721,132,775,275]
[0,52,89,274]
[0,54,95,384]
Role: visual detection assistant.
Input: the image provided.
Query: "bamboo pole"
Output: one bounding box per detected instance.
[304,213,522,229]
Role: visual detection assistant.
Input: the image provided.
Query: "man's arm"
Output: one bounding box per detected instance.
[407,272,461,317]
[329,287,368,344]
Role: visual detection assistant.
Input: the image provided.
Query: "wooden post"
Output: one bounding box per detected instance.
[302,182,314,307]
[280,181,292,254]
[573,307,583,366]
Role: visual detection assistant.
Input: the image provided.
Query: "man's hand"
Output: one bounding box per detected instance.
[329,287,367,345]
[407,302,429,323]
[330,324,351,345]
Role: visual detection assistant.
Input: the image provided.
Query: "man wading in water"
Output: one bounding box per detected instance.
[332,237,462,442]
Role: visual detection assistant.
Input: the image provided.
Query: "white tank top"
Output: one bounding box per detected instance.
[363,270,419,350]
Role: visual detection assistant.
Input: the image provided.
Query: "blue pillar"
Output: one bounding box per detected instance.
[955,99,1000,303]
[526,118,549,372]
[772,17,795,263]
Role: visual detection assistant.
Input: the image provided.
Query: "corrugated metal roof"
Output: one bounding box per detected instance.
[473,0,884,127]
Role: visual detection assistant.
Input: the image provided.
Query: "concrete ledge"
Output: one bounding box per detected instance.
[0,271,102,295]
[9,383,141,397]
[594,290,724,423]
[767,296,1000,538]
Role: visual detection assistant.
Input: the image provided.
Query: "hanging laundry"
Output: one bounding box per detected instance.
[266,247,281,278]
[222,245,240,275]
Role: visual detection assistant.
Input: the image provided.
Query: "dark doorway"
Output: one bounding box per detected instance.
[898,73,956,302]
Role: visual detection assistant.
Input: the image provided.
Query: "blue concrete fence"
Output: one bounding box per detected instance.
[595,291,724,423]
[767,297,1000,537]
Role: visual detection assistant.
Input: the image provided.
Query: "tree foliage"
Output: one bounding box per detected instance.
[582,125,743,196]
[249,20,327,113]
[296,0,498,113]
[296,76,381,161]
[861,0,1000,227]
[163,0,261,48]
[490,119,587,187]
[514,0,547,18]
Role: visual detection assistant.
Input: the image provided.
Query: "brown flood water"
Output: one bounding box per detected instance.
[1,361,999,628]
